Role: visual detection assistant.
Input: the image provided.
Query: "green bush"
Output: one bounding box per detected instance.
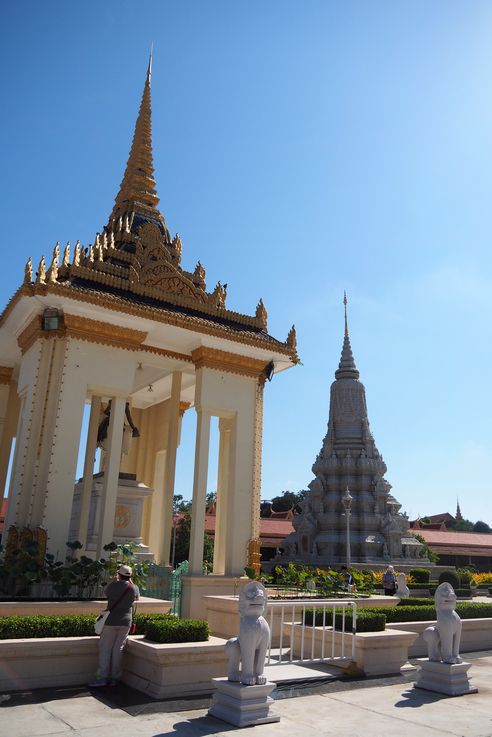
[0,614,96,639]
[304,608,386,632]
[438,570,460,589]
[362,601,492,624]
[0,613,209,642]
[456,568,474,586]
[409,568,431,583]
[397,597,434,607]
[455,588,472,598]
[144,617,209,643]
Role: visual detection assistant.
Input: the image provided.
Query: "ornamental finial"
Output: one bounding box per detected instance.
[344,290,349,338]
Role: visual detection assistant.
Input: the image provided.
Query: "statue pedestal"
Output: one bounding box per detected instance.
[209,678,279,727]
[414,659,478,696]
[70,473,154,557]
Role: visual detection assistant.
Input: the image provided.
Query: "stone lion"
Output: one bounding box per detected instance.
[226,581,270,686]
[423,582,462,664]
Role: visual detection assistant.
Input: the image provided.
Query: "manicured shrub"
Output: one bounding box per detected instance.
[438,570,460,589]
[409,568,431,583]
[454,588,472,598]
[362,601,492,624]
[0,612,209,642]
[304,608,386,632]
[144,617,209,643]
[397,597,434,607]
[0,614,96,639]
[456,568,474,586]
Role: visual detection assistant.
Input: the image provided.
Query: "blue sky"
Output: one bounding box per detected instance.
[2,1,492,524]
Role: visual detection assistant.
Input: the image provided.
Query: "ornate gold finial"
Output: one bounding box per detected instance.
[47,243,60,283]
[193,261,206,289]
[88,245,95,263]
[213,281,227,308]
[73,242,81,266]
[62,242,70,267]
[24,257,33,285]
[36,256,46,285]
[256,298,268,330]
[147,43,153,86]
[344,290,349,337]
[109,231,115,249]
[172,233,182,259]
[286,324,297,351]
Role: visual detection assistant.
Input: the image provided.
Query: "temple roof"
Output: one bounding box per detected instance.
[12,55,297,360]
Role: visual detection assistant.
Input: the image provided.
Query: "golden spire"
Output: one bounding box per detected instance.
[344,291,349,337]
[110,47,162,226]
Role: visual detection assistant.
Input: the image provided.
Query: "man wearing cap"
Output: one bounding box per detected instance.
[90,564,140,687]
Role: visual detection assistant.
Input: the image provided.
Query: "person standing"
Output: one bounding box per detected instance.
[89,564,139,687]
[382,565,397,596]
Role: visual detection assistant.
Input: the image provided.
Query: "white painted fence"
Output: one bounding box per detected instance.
[266,599,357,665]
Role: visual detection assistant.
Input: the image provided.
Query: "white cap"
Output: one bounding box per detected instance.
[117,565,133,577]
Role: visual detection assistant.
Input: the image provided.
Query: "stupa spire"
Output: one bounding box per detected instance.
[456,498,463,521]
[110,48,163,227]
[335,292,359,379]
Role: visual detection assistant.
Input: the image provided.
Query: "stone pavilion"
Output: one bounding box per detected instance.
[0,54,298,615]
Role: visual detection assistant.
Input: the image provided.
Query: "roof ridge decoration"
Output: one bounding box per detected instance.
[19,54,299,345]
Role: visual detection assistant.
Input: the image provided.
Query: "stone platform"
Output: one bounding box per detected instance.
[208,678,280,727]
[414,658,478,696]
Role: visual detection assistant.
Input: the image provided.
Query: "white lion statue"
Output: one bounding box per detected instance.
[396,572,410,598]
[423,582,462,664]
[226,581,270,686]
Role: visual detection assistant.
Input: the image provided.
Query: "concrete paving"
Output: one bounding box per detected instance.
[2,651,492,737]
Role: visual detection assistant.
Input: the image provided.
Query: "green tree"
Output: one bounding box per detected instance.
[173,511,214,567]
[271,490,307,512]
[473,520,491,533]
[445,518,474,532]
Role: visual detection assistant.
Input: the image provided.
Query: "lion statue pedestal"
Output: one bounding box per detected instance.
[415,582,477,696]
[208,582,280,727]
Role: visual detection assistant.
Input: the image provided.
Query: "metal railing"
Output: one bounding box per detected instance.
[266,599,357,666]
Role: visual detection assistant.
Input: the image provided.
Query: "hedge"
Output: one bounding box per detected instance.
[0,613,209,642]
[304,608,386,632]
[409,568,431,583]
[362,602,492,624]
[397,597,434,607]
[145,617,210,643]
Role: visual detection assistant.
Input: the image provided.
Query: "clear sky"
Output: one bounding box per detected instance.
[2,1,492,525]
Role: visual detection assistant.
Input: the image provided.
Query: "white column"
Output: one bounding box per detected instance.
[76,395,101,551]
[161,371,182,566]
[213,417,232,574]
[97,397,126,557]
[189,408,211,575]
[223,404,256,577]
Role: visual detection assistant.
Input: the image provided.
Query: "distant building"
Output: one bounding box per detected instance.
[273,298,422,566]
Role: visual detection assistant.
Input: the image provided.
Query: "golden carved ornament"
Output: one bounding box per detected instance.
[0,366,13,384]
[191,346,269,379]
[247,538,261,577]
[179,401,191,416]
[114,505,131,529]
[3,282,297,359]
[63,313,148,350]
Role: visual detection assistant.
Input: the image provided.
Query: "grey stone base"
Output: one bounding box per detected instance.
[208,678,280,727]
[414,658,478,696]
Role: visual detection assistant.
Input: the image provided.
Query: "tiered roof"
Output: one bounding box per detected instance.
[6,53,297,358]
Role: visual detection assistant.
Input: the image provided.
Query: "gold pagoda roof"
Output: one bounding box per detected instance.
[7,53,297,359]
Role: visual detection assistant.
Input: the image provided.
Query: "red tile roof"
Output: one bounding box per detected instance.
[417,529,492,556]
